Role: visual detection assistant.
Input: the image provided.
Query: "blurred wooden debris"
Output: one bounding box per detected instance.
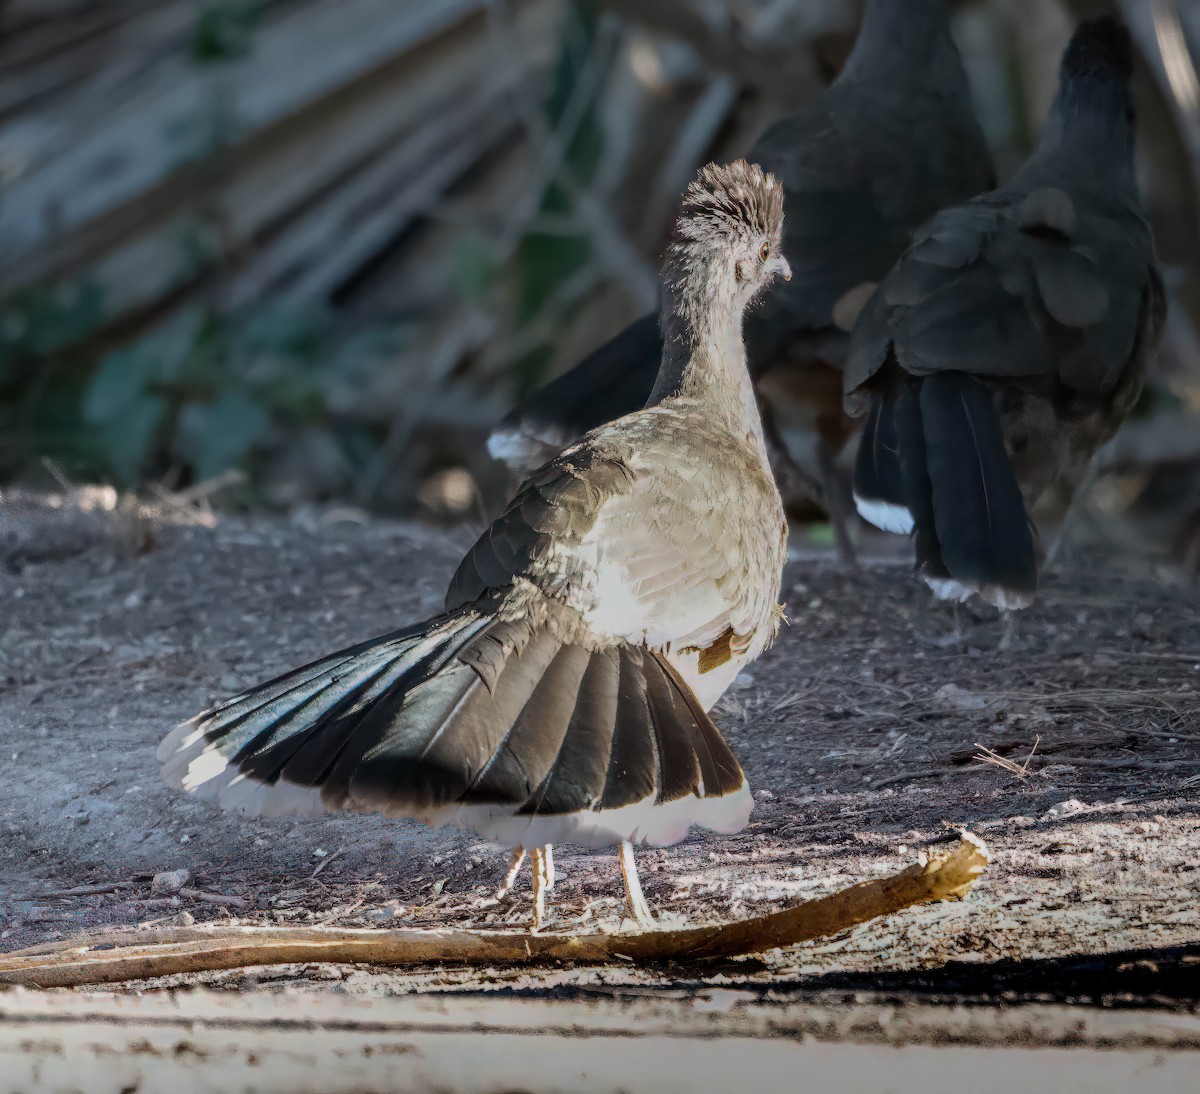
[0,0,560,340]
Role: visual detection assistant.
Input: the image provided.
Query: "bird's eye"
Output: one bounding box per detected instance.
[760,242,771,261]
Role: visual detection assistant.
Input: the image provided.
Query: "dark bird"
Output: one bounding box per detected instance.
[158,162,792,929]
[488,0,993,565]
[845,17,1165,610]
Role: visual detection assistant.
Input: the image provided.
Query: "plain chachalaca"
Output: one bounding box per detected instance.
[158,162,791,929]
[845,17,1165,611]
[488,0,993,564]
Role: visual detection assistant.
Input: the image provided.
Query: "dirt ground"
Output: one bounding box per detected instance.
[1,494,1198,1013]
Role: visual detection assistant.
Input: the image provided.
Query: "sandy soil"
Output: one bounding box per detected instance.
[1,497,1198,1009]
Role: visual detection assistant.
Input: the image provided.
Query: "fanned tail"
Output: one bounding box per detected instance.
[158,610,750,849]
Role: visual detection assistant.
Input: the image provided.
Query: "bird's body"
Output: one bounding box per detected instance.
[490,0,993,561]
[455,404,787,714]
[159,161,790,926]
[846,18,1165,609]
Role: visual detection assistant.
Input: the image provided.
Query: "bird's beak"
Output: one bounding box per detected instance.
[771,256,792,282]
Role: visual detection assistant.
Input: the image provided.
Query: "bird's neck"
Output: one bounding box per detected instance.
[1022,71,1136,190]
[839,0,959,91]
[648,256,766,455]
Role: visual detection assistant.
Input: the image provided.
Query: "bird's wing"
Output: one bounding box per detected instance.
[449,411,781,655]
[847,188,1159,399]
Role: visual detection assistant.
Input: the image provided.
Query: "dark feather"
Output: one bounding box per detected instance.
[654,654,745,796]
[919,372,1037,597]
[519,648,621,815]
[491,0,993,473]
[853,395,907,512]
[642,651,704,803]
[600,648,660,810]
[163,607,744,837]
[892,378,948,584]
[461,643,591,805]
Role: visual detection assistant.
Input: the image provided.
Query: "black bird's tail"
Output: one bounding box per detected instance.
[889,373,1037,609]
[487,314,663,475]
[158,610,750,849]
[853,395,913,534]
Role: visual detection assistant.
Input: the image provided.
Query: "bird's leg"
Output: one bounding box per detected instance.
[618,840,654,928]
[530,846,550,931]
[543,844,556,890]
[998,610,1019,652]
[914,586,966,649]
[495,848,526,901]
[816,435,858,571]
[1045,455,1101,569]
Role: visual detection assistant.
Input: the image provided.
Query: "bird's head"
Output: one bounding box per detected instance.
[1038,15,1135,160]
[665,160,790,308]
[1062,16,1133,84]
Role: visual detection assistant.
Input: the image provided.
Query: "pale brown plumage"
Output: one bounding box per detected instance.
[158,161,791,928]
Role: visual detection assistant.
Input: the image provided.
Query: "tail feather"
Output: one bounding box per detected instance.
[892,378,951,589]
[919,372,1037,606]
[658,655,745,796]
[853,395,914,534]
[458,641,592,805]
[319,622,561,814]
[159,610,751,849]
[601,649,661,810]
[643,650,705,802]
[520,648,621,816]
[159,614,489,817]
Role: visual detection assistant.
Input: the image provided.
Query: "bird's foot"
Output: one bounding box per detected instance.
[618,840,655,929]
[530,845,554,931]
[494,848,526,902]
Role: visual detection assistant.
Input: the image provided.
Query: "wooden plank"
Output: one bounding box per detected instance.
[0,0,488,275]
[0,989,1196,1094]
[0,0,555,341]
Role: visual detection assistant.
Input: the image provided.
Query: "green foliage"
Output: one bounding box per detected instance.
[0,298,406,492]
[77,307,378,487]
[0,281,107,476]
[0,0,618,499]
[451,233,501,304]
[0,282,104,378]
[193,1,260,63]
[512,1,607,390]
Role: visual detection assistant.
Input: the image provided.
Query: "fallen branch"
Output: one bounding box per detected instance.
[178,887,248,909]
[28,882,133,899]
[0,834,988,989]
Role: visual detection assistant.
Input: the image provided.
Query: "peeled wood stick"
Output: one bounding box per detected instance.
[0,835,989,990]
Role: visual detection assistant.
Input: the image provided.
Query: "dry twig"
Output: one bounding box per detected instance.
[0,835,988,989]
[974,736,1041,779]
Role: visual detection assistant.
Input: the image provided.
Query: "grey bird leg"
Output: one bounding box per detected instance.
[495,848,526,901]
[531,846,551,930]
[998,609,1019,652]
[915,592,965,650]
[1045,455,1101,570]
[618,840,654,927]
[760,403,857,569]
[543,844,556,890]
[817,437,859,570]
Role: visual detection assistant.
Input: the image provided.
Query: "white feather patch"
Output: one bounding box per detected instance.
[924,574,1034,612]
[854,493,914,535]
[418,780,752,851]
[486,428,541,469]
